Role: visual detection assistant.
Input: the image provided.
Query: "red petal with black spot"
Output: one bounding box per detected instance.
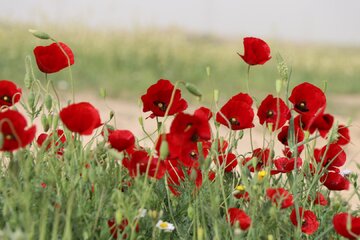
[320,171,350,191]
[290,207,319,235]
[266,188,294,209]
[0,110,36,151]
[109,130,135,152]
[289,82,326,116]
[238,37,271,65]
[216,93,254,130]
[60,102,101,135]
[33,42,74,74]
[333,213,360,239]
[0,80,22,107]
[227,208,252,231]
[141,79,188,118]
[257,94,289,130]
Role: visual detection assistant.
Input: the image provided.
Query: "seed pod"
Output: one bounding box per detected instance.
[45,94,52,111]
[185,82,202,98]
[29,29,51,40]
[27,91,35,109]
[41,114,49,132]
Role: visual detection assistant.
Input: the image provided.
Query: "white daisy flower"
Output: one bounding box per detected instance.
[156,220,175,232]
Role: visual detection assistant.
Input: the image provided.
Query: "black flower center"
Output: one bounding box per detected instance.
[295,101,309,112]
[4,134,14,140]
[189,151,198,159]
[2,95,11,103]
[267,110,274,118]
[154,101,167,112]
[229,117,240,126]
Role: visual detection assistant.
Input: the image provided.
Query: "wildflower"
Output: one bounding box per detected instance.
[290,207,319,235]
[237,37,271,65]
[227,208,251,231]
[156,220,175,232]
[320,171,350,191]
[332,124,350,145]
[0,80,22,107]
[257,94,289,131]
[309,192,328,206]
[266,188,294,209]
[41,182,47,188]
[108,129,135,153]
[107,218,139,239]
[33,42,74,73]
[217,153,238,172]
[122,150,166,180]
[233,185,250,201]
[271,157,302,174]
[141,79,187,118]
[216,93,254,130]
[0,110,36,151]
[36,129,66,155]
[243,148,271,172]
[333,212,360,239]
[315,144,346,171]
[289,82,326,116]
[60,102,101,135]
[257,170,267,181]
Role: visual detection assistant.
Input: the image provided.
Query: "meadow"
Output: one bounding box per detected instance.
[0,23,359,239]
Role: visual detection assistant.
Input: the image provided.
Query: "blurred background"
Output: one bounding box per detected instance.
[1,0,360,117]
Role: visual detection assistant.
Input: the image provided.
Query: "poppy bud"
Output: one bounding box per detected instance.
[275,79,282,94]
[187,206,194,219]
[29,29,51,40]
[24,56,35,89]
[100,87,106,99]
[213,89,219,103]
[159,140,169,160]
[27,91,35,109]
[52,114,59,129]
[41,114,49,132]
[185,82,202,98]
[115,209,122,225]
[45,94,52,111]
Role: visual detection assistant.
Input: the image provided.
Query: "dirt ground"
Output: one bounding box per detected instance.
[67,92,360,209]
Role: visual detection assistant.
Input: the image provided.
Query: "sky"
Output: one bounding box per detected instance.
[2,0,360,45]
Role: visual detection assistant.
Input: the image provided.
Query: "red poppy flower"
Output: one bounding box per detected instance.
[141,79,188,118]
[266,188,294,209]
[60,102,101,135]
[257,95,289,131]
[187,167,203,189]
[0,110,36,151]
[122,150,165,180]
[309,192,328,206]
[333,213,360,239]
[278,125,304,146]
[295,113,334,138]
[289,82,326,116]
[243,148,271,172]
[237,37,271,65]
[170,109,211,142]
[332,124,350,145]
[107,218,139,239]
[37,129,66,155]
[227,208,251,231]
[0,80,22,107]
[315,144,346,170]
[208,170,216,181]
[108,130,135,153]
[271,157,302,174]
[216,93,254,130]
[33,42,74,74]
[217,153,238,172]
[320,171,350,191]
[290,208,319,235]
[233,190,250,201]
[164,160,185,196]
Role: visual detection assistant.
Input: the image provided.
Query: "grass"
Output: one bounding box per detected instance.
[1,21,360,105]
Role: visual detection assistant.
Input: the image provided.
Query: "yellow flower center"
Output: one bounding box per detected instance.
[160,222,169,229]
[235,185,246,191]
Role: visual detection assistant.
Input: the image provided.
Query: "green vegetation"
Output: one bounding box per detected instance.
[1,21,360,104]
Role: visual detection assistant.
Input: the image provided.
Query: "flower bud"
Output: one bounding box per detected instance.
[159,140,169,160]
[29,29,51,40]
[185,82,202,98]
[45,94,52,111]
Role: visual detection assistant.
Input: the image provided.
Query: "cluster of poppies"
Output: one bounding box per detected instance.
[0,34,358,239]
